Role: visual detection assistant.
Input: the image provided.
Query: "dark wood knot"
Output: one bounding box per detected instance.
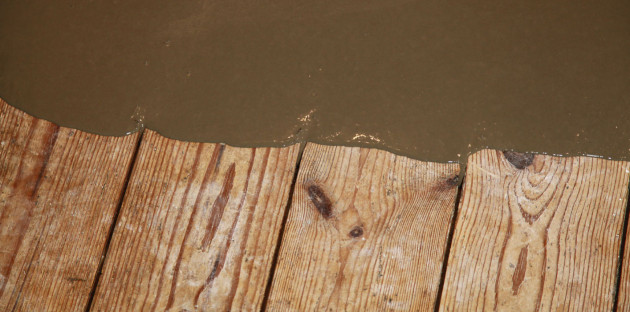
[349,226,364,238]
[445,174,459,187]
[307,184,333,219]
[435,174,459,191]
[503,151,535,169]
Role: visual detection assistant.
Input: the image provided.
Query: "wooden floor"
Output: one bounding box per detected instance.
[1,100,630,311]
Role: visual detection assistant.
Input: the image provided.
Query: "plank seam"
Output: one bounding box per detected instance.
[612,178,630,312]
[260,142,305,311]
[83,130,145,312]
[434,169,465,312]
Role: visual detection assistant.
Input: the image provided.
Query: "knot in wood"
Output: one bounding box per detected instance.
[503,151,535,169]
[445,175,459,187]
[307,184,333,219]
[349,226,364,238]
[434,174,459,191]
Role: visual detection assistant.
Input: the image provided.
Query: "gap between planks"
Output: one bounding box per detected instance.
[84,130,145,312]
[260,142,306,311]
[613,180,630,312]
[433,177,464,312]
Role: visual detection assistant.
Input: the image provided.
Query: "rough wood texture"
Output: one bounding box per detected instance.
[90,130,299,311]
[619,208,630,312]
[440,149,630,311]
[266,143,461,311]
[0,99,139,311]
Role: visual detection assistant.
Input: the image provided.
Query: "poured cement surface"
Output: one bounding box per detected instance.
[1,0,629,163]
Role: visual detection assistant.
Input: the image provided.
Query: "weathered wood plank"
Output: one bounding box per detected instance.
[619,205,630,311]
[90,130,299,311]
[0,99,139,311]
[440,149,630,311]
[266,143,461,311]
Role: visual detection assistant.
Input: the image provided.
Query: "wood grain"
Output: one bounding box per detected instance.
[266,143,461,311]
[90,130,299,311]
[440,149,630,311]
[0,99,139,311]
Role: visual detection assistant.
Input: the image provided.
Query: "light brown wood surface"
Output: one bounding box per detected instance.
[90,130,299,311]
[619,210,630,311]
[0,99,139,311]
[440,149,630,311]
[266,143,461,311]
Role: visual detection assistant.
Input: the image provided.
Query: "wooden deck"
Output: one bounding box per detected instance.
[1,99,629,311]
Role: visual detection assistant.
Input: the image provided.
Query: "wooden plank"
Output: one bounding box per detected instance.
[619,205,630,311]
[440,149,630,311]
[266,143,461,311]
[90,130,300,311]
[0,99,139,311]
